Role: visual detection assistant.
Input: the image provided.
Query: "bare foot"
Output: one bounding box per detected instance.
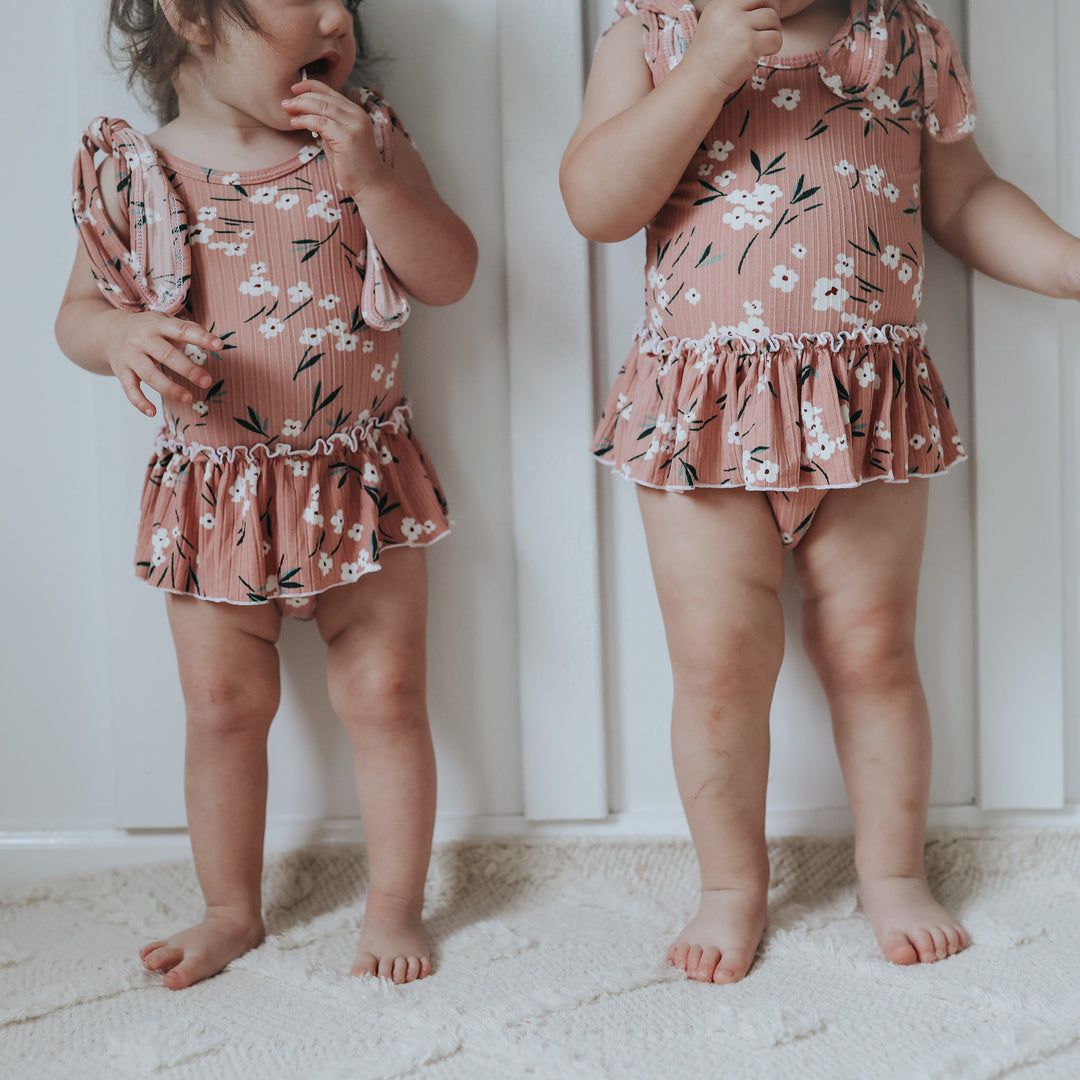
[860,875,970,965]
[140,909,264,990]
[667,884,768,985]
[351,899,431,984]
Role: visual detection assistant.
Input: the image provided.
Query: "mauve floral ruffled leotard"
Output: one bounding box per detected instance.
[593,0,976,544]
[73,91,449,616]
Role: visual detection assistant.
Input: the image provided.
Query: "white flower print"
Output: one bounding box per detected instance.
[199,513,215,529]
[917,362,930,380]
[685,288,701,305]
[860,108,874,122]
[371,364,385,382]
[239,275,279,298]
[192,400,209,417]
[197,206,217,222]
[289,458,310,477]
[836,432,849,451]
[953,434,967,455]
[249,185,279,205]
[751,74,767,91]
[772,88,800,111]
[288,281,314,303]
[362,340,375,353]
[185,344,206,365]
[318,294,341,310]
[756,459,779,484]
[238,229,255,240]
[929,425,941,444]
[298,144,321,163]
[218,173,240,186]
[723,204,753,231]
[910,433,927,450]
[743,300,763,317]
[276,193,300,211]
[727,423,743,446]
[913,266,925,307]
[791,244,807,259]
[869,300,883,315]
[259,318,285,338]
[854,360,879,389]
[190,224,214,244]
[898,262,914,284]
[303,505,324,526]
[770,265,799,293]
[698,163,713,178]
[325,318,347,335]
[811,277,850,312]
[801,401,824,434]
[298,327,327,346]
[336,334,359,352]
[249,261,269,275]
[881,246,901,269]
[319,552,333,576]
[716,169,737,187]
[348,523,364,541]
[835,254,855,278]
[658,290,670,307]
[330,509,345,535]
[834,159,856,177]
[282,418,302,438]
[707,140,735,162]
[211,241,248,257]
[363,463,380,484]
[883,184,900,203]
[401,518,424,543]
[806,433,836,461]
[340,560,364,583]
[875,421,891,440]
[423,520,437,534]
[379,444,393,464]
[883,61,896,79]
[820,68,843,95]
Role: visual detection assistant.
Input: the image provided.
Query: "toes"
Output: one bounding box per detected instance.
[419,955,433,979]
[144,945,183,972]
[405,956,421,982]
[927,926,948,961]
[692,947,721,982]
[669,943,690,972]
[161,959,201,991]
[956,924,971,950]
[684,945,703,979]
[942,924,962,957]
[713,949,754,985]
[391,956,407,984]
[881,933,919,966]
[350,951,379,978]
[377,954,396,981]
[911,929,938,964]
[140,941,167,962]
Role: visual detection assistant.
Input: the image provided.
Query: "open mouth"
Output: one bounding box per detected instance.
[300,54,337,83]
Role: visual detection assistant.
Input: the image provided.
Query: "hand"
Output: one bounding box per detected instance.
[1060,239,1080,301]
[686,0,783,97]
[282,80,387,196]
[99,310,220,417]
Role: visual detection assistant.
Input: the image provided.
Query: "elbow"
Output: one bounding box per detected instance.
[559,167,640,244]
[416,229,479,307]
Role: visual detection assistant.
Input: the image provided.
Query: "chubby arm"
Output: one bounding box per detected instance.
[921,131,1080,300]
[283,81,478,306]
[560,1,782,243]
[54,154,219,417]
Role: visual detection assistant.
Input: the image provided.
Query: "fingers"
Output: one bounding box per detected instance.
[118,368,157,417]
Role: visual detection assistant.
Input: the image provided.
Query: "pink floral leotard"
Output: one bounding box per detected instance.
[73,92,449,617]
[593,0,975,545]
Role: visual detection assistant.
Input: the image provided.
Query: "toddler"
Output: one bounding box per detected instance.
[561,0,1080,983]
[56,0,477,988]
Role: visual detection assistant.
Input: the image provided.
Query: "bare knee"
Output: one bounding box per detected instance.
[803,601,917,693]
[184,678,279,740]
[330,655,427,741]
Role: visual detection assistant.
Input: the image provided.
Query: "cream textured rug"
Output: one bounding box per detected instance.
[3,832,1080,1079]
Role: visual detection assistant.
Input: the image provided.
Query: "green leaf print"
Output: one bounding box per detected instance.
[294,348,324,380]
[302,380,343,433]
[234,406,271,437]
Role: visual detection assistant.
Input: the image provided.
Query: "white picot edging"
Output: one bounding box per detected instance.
[152,401,413,465]
[633,319,929,358]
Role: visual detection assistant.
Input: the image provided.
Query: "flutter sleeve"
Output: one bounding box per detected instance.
[908,0,977,142]
[345,87,415,331]
[71,117,190,313]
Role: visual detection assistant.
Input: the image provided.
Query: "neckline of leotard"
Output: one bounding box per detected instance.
[152,142,323,185]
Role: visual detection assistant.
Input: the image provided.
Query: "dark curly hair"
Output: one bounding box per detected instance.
[106,0,375,125]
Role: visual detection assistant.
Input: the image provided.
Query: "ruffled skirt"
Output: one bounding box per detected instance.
[592,323,965,545]
[135,401,449,617]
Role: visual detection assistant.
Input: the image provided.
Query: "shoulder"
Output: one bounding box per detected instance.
[590,14,653,93]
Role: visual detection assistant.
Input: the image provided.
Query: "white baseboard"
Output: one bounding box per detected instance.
[3,805,1080,886]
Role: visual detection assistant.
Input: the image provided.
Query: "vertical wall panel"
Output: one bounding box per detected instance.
[500,1,608,820]
[971,0,1066,809]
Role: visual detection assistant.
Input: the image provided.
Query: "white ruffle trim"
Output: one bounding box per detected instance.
[153,402,413,465]
[632,319,929,358]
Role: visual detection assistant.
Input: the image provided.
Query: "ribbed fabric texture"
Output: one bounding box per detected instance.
[594,0,976,544]
[72,94,449,615]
